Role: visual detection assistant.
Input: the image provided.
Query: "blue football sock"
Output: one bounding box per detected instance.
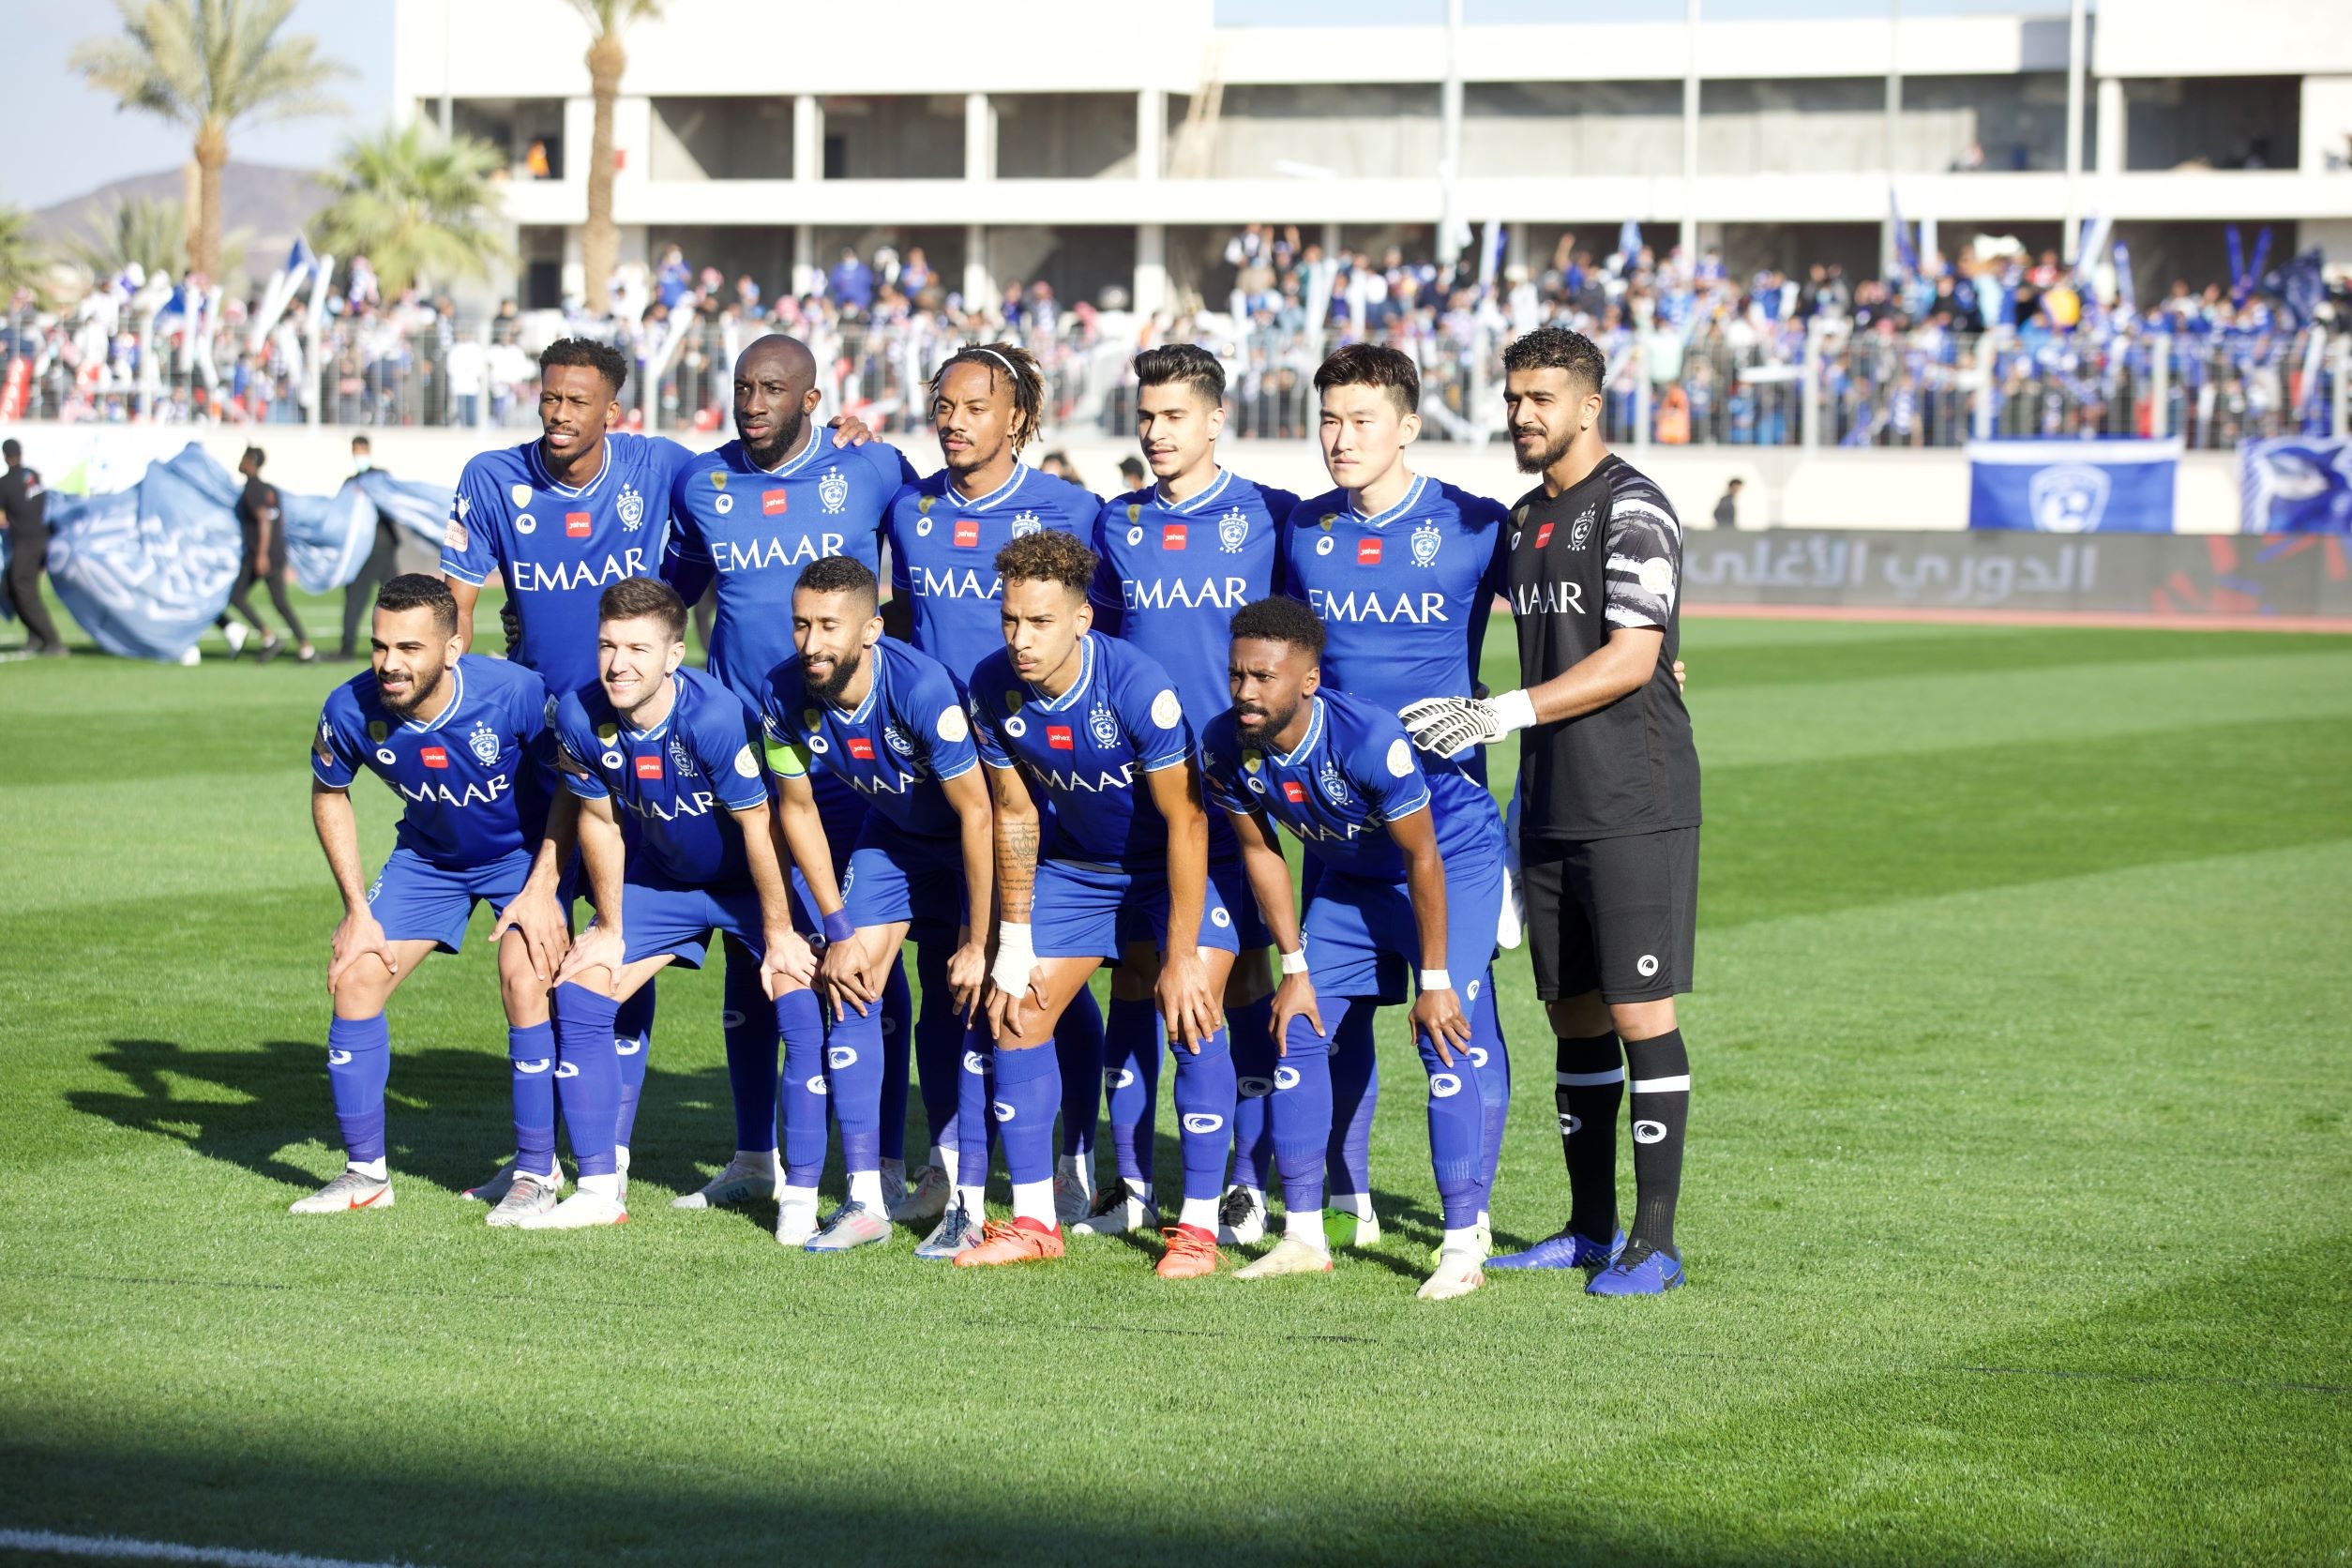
[1052,984,1103,1161]
[1470,972,1511,1208]
[1102,997,1161,1184]
[826,997,886,1176]
[992,1039,1061,1190]
[1416,1026,1485,1230]
[553,984,621,1179]
[325,1014,391,1165]
[879,952,912,1164]
[611,986,653,1151]
[506,1018,557,1176]
[721,955,777,1154]
[1227,991,1277,1191]
[1328,1003,1380,1196]
[776,987,827,1188]
[1272,1001,1338,1216]
[1170,1026,1236,1205]
[956,1025,995,1193]
[912,939,964,1159]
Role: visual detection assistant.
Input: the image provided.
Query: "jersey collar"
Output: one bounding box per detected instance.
[950,462,1027,513]
[525,437,614,500]
[1346,473,1427,530]
[403,660,466,732]
[619,675,679,744]
[751,430,822,480]
[838,646,885,725]
[1272,693,1325,768]
[1162,467,1234,515]
[1027,632,1096,713]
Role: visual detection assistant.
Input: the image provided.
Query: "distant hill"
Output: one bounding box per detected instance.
[31,160,332,278]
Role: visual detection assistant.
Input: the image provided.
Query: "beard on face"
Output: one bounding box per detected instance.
[1514,424,1574,474]
[807,645,864,704]
[1233,695,1297,737]
[378,657,446,719]
[745,404,808,468]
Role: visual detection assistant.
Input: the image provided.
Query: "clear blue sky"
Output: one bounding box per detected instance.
[0,0,2072,213]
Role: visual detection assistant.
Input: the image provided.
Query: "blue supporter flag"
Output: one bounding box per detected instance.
[2239,436,2352,534]
[43,444,245,661]
[282,471,457,595]
[1968,440,2181,534]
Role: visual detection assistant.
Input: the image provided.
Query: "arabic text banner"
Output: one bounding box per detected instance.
[1967,440,2181,534]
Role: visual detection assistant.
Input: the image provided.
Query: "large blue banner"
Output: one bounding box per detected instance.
[282,470,457,594]
[1968,440,2181,534]
[2239,436,2352,535]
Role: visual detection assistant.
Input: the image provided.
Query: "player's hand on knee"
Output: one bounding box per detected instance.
[1156,949,1218,1054]
[1272,972,1323,1055]
[555,923,624,988]
[818,938,874,1019]
[947,936,988,1023]
[327,912,397,995]
[1410,986,1471,1066]
[763,927,819,1000]
[492,888,569,983]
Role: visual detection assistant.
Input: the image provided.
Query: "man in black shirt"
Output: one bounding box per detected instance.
[337,435,400,660]
[217,445,315,664]
[1400,325,1700,1297]
[1,439,67,656]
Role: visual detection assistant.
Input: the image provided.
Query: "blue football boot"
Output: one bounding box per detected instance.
[1488,1228,1626,1272]
[1586,1244,1683,1296]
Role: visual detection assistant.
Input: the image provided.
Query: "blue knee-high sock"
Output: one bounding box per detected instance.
[1470,972,1510,1207]
[611,987,653,1151]
[553,983,620,1179]
[878,953,912,1164]
[1416,1027,1485,1230]
[721,957,777,1153]
[1171,1027,1237,1205]
[827,999,886,1176]
[1228,992,1277,1191]
[1272,1003,1338,1217]
[993,1041,1060,1191]
[912,940,963,1159]
[1327,1004,1380,1196]
[506,1018,557,1176]
[956,1026,995,1193]
[325,1014,392,1164]
[776,988,828,1188]
[1103,997,1161,1184]
[1053,985,1104,1160]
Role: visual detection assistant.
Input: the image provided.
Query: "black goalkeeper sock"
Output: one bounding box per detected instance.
[1554,1032,1623,1244]
[1623,1028,1690,1258]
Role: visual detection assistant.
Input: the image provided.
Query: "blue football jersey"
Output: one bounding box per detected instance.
[663,435,918,703]
[884,463,1102,682]
[312,654,554,871]
[553,665,769,889]
[441,432,698,699]
[968,632,1192,867]
[755,637,979,842]
[1280,475,1511,716]
[1087,468,1300,746]
[1201,688,1500,882]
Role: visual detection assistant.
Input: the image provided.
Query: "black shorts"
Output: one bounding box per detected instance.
[1523,826,1697,1004]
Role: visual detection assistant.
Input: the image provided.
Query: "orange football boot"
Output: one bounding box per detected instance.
[953,1215,1065,1267]
[1156,1223,1226,1279]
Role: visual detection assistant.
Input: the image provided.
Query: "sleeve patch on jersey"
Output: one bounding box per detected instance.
[937,704,971,744]
[444,520,469,551]
[733,744,760,779]
[764,734,809,778]
[1386,737,1413,777]
[1150,689,1183,730]
[1637,557,1676,596]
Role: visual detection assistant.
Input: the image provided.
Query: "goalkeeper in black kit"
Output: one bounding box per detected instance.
[1400,326,1701,1297]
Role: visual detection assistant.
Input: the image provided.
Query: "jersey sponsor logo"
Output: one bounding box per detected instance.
[397,772,514,810]
[1410,520,1441,566]
[1357,538,1382,565]
[1003,715,1026,738]
[1307,586,1450,626]
[712,532,849,575]
[1217,507,1249,552]
[1162,523,1187,550]
[762,488,789,516]
[847,735,876,760]
[420,746,449,769]
[1283,781,1306,802]
[1533,521,1555,549]
[912,563,998,601]
[565,511,592,537]
[468,722,502,764]
[953,519,980,548]
[1047,723,1075,750]
[634,753,663,779]
[1010,510,1042,537]
[819,468,849,514]
[1513,580,1587,616]
[627,788,716,824]
[510,549,650,595]
[715,493,734,515]
[1025,761,1137,794]
[1122,575,1249,612]
[1150,689,1182,730]
[510,483,533,508]
[515,513,536,535]
[601,749,624,769]
[1126,525,1144,546]
[1088,703,1119,748]
[618,484,646,531]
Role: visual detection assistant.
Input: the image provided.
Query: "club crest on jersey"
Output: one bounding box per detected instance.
[1319,757,1353,805]
[669,737,698,776]
[1410,520,1442,567]
[367,721,388,743]
[819,467,849,514]
[596,722,619,743]
[883,723,914,757]
[618,483,646,531]
[1003,690,1024,716]
[1088,703,1120,748]
[510,482,532,508]
[710,471,728,490]
[1010,510,1042,538]
[1218,507,1249,553]
[1571,506,1598,549]
[1126,503,1142,523]
[467,722,501,765]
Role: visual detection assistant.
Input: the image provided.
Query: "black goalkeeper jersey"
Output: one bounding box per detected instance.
[1505,453,1701,842]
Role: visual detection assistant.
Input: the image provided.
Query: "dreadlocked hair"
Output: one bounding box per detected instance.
[930,342,1046,453]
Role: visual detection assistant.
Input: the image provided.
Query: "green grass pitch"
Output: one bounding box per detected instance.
[2,595,2347,1565]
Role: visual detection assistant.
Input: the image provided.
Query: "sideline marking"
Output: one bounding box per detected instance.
[0,1530,423,1568]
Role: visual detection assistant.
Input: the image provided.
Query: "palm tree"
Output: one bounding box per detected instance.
[72,0,350,280]
[0,208,51,307]
[569,0,663,315]
[63,194,249,289]
[313,123,509,296]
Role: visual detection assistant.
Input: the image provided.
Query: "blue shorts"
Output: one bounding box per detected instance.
[610,878,770,969]
[1302,852,1504,1003]
[842,826,967,931]
[368,845,535,954]
[1032,858,1244,963]
[1207,850,1272,951]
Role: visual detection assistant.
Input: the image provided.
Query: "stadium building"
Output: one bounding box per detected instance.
[390,0,2352,314]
